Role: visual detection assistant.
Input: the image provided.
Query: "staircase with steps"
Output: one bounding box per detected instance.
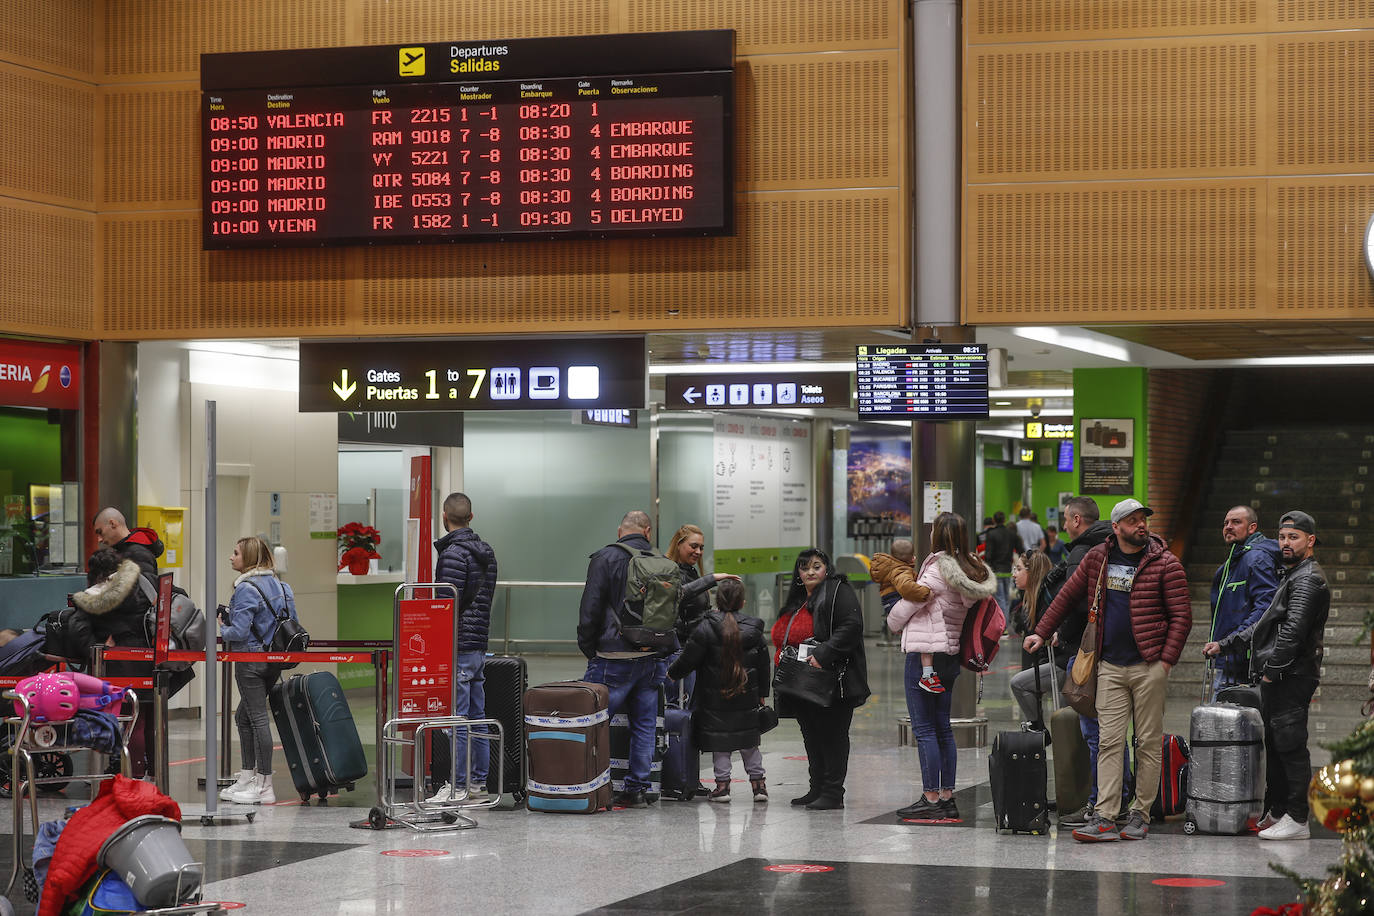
[1172,427,1374,707]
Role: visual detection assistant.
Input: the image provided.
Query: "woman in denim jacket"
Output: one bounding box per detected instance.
[219,535,297,805]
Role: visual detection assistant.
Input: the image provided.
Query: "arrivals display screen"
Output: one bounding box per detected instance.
[854,344,990,420]
[200,31,734,249]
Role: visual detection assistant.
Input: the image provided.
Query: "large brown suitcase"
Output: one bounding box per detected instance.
[524,680,612,814]
[1046,647,1091,818]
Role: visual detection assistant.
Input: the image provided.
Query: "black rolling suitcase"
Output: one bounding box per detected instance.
[989,663,1050,834]
[482,655,527,801]
[270,671,368,803]
[660,705,699,800]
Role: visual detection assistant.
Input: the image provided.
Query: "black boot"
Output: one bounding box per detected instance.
[790,787,821,807]
[806,794,844,810]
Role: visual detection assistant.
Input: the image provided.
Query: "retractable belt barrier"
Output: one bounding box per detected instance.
[94,644,391,800]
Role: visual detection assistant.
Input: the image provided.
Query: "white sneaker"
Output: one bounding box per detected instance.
[1258,814,1310,841]
[219,769,253,801]
[466,784,489,802]
[1255,810,1281,831]
[229,773,276,805]
[426,781,458,804]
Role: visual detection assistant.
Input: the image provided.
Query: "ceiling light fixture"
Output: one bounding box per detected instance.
[1009,327,1131,363]
[649,360,854,375]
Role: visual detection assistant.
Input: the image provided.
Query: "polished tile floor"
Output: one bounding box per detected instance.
[1,645,1356,915]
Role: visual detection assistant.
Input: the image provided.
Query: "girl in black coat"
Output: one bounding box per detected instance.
[667,578,772,804]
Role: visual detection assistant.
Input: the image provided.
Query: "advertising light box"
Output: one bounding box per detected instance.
[298,337,645,412]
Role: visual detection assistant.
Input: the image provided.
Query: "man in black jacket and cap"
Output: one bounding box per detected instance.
[1205,509,1329,841]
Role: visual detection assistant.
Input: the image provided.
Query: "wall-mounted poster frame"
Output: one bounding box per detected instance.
[1080,418,1133,495]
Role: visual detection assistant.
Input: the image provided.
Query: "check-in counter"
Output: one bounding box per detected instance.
[337,570,406,688]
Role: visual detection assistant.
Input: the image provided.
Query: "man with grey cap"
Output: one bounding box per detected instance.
[1204,509,1329,841]
[1025,497,1191,843]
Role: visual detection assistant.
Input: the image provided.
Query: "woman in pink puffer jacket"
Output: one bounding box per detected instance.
[887,512,996,821]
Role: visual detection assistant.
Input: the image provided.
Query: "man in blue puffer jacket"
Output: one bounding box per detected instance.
[1209,505,1281,690]
[427,492,499,802]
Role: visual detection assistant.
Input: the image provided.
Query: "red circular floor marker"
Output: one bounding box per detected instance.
[204,903,246,910]
[381,848,449,857]
[766,864,835,874]
[781,755,808,761]
[1152,878,1226,888]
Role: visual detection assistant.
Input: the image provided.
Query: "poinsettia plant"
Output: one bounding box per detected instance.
[337,522,382,570]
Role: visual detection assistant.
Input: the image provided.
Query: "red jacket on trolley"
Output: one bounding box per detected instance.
[1033,533,1191,666]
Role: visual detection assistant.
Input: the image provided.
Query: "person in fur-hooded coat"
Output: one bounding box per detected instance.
[69,549,150,651]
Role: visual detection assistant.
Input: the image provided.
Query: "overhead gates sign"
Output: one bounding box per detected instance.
[299,336,645,412]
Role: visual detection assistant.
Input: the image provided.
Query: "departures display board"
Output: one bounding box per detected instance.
[855,344,990,420]
[201,31,734,249]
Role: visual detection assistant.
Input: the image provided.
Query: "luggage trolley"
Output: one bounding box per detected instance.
[5,688,139,901]
[371,715,504,831]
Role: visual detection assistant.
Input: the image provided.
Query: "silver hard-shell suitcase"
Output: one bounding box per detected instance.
[1183,702,1264,835]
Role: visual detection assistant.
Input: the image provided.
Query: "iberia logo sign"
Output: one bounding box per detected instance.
[0,340,80,410]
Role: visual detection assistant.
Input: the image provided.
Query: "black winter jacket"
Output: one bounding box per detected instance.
[1040,519,1113,660]
[801,575,871,709]
[667,611,771,751]
[577,533,671,658]
[675,564,713,641]
[1218,556,1328,682]
[434,527,499,652]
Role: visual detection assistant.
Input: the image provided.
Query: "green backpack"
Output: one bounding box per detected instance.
[610,542,682,652]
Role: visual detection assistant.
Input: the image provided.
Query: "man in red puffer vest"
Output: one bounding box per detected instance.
[1025,498,1191,844]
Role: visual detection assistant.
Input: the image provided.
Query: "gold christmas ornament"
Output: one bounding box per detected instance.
[1359,777,1374,804]
[1310,764,1359,833]
[1335,759,1360,799]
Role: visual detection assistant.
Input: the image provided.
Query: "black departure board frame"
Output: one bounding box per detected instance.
[201,30,734,249]
[854,344,990,420]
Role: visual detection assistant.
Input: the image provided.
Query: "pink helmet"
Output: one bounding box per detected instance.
[14,672,126,723]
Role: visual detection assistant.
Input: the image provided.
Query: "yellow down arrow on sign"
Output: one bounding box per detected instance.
[332,368,357,400]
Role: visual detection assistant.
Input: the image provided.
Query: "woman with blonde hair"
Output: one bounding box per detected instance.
[1008,550,1060,729]
[218,535,299,805]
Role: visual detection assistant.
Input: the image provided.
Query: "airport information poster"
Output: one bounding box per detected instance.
[713,416,812,551]
[1080,418,1134,495]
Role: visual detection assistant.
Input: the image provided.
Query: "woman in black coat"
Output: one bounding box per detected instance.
[667,578,772,803]
[775,548,871,810]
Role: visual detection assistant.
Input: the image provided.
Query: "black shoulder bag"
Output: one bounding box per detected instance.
[246,578,310,670]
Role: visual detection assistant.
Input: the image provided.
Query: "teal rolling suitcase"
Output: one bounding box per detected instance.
[270,671,368,803]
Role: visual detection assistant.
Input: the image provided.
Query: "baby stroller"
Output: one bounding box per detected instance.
[0,626,86,797]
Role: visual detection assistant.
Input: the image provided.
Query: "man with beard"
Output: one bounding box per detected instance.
[1025,498,1191,843]
[1208,506,1280,690]
[1204,510,1329,841]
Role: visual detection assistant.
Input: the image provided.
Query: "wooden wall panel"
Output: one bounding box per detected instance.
[102,85,199,207]
[358,242,615,331]
[965,7,1374,326]
[967,39,1260,182]
[737,53,900,188]
[966,182,1264,324]
[1276,35,1374,172]
[101,215,350,338]
[625,0,900,53]
[625,191,899,326]
[967,0,1260,43]
[358,0,614,44]
[0,0,95,79]
[1273,178,1374,317]
[0,65,95,207]
[0,201,95,337]
[0,0,907,340]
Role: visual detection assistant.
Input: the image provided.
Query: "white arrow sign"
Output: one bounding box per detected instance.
[682,386,701,404]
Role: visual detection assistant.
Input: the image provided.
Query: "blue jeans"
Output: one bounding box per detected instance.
[1067,655,1131,809]
[584,655,665,793]
[994,574,1013,614]
[906,652,959,792]
[454,650,488,784]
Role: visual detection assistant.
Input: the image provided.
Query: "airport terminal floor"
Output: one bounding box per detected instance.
[2,647,1356,916]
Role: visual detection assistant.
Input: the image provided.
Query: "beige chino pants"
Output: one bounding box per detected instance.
[1093,659,1169,821]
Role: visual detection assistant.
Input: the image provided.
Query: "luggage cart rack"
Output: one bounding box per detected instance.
[371,716,504,832]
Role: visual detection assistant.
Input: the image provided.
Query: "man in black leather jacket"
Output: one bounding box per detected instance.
[1205,509,1328,841]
